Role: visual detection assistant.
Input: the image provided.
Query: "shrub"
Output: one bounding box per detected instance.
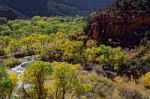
[2,57,20,68]
[140,72,150,88]
[85,76,150,99]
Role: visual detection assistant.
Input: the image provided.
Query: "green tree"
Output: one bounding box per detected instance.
[22,61,52,99]
[60,40,83,61]
[51,62,93,99]
[6,38,19,56]
[0,36,11,56]
[0,65,13,98]
[83,45,125,71]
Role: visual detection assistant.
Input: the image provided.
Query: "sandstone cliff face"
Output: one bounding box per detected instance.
[84,0,150,47]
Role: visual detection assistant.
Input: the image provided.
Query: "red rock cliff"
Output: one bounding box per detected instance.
[84,0,150,46]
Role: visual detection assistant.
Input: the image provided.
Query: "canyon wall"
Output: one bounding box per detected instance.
[84,0,150,46]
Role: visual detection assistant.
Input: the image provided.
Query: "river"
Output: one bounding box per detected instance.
[11,56,35,87]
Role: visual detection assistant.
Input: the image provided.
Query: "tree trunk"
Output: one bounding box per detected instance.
[62,86,66,99]
[38,84,43,99]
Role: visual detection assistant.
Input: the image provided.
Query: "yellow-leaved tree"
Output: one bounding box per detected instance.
[140,72,150,88]
[21,61,52,99]
[49,62,94,99]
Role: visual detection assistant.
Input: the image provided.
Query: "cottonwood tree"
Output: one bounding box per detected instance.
[22,61,52,99]
[83,45,125,71]
[0,65,13,98]
[51,62,93,99]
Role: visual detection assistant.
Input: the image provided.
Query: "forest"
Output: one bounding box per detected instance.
[0,0,150,99]
[0,16,149,99]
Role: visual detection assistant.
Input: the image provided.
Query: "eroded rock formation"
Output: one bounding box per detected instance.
[84,0,150,47]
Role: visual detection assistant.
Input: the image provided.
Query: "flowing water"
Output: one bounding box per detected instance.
[11,56,35,87]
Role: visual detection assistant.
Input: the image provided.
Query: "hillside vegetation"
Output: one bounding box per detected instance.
[0,16,149,99]
[0,0,150,99]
